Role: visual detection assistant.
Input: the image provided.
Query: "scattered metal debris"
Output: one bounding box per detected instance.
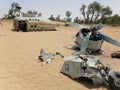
[38,49,55,64]
[111,51,120,58]
[69,23,120,55]
[38,49,64,64]
[56,52,64,58]
[65,45,80,51]
[61,54,120,90]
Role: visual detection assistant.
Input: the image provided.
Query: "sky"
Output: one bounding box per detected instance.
[1,0,120,20]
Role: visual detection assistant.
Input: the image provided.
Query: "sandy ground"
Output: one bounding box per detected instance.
[0,19,120,90]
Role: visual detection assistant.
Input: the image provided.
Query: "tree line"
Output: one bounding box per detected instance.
[48,1,120,25]
[4,1,120,25]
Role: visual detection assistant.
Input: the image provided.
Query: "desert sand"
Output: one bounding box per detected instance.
[0,19,120,90]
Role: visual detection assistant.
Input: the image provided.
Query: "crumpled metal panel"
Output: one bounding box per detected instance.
[39,49,54,64]
[61,55,106,84]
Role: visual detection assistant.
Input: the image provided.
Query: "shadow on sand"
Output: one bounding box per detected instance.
[62,73,110,90]
[74,77,110,90]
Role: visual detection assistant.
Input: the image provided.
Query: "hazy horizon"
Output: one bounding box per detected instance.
[1,0,120,20]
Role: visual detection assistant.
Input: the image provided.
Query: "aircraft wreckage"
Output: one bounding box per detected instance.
[40,49,120,89]
[13,14,57,32]
[69,23,120,55]
[38,49,64,64]
[35,22,120,89]
[60,54,120,90]
[61,23,120,90]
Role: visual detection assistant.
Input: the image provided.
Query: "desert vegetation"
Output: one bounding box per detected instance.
[48,1,120,25]
[3,1,120,25]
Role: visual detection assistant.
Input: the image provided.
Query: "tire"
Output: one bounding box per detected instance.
[108,72,120,90]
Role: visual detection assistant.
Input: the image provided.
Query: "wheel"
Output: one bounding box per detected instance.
[108,72,120,90]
